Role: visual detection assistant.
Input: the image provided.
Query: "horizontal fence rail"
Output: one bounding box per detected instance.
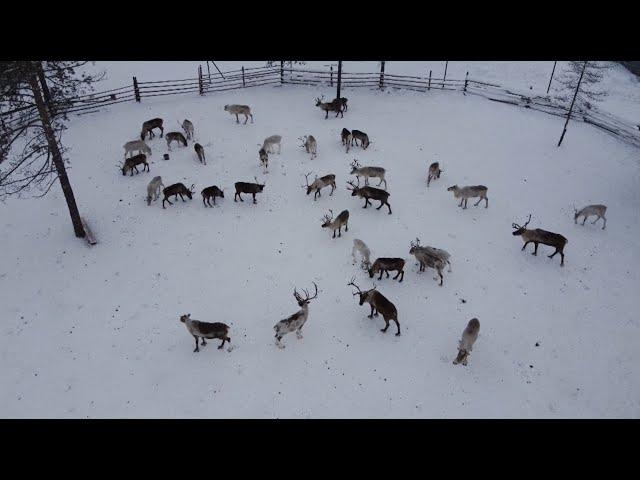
[2,64,638,149]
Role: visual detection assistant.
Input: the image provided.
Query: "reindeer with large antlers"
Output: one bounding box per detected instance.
[304,172,336,200]
[512,214,568,266]
[348,277,400,336]
[321,209,349,238]
[347,179,392,214]
[315,95,344,119]
[350,159,387,189]
[273,282,319,349]
[409,238,448,286]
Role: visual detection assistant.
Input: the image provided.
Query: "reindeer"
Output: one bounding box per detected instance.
[349,159,387,189]
[574,204,607,230]
[273,283,318,349]
[162,183,194,209]
[258,148,269,173]
[347,180,392,214]
[118,153,149,176]
[180,314,230,353]
[352,239,372,270]
[262,135,282,155]
[341,128,352,153]
[333,97,348,112]
[194,143,206,164]
[299,135,317,159]
[140,118,164,140]
[321,209,349,238]
[124,140,152,159]
[369,258,405,282]
[447,185,489,209]
[202,185,224,207]
[303,172,336,200]
[146,176,164,205]
[453,318,480,366]
[234,177,265,204]
[315,95,343,119]
[351,130,370,149]
[427,162,442,187]
[224,104,253,124]
[348,277,400,336]
[165,132,187,150]
[179,119,194,140]
[512,214,568,266]
[409,238,447,286]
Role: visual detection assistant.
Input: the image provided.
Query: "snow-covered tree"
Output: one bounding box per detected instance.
[553,61,611,111]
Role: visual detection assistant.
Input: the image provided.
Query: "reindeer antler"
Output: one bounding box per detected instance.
[348,276,362,296]
[302,172,313,188]
[410,237,421,249]
[346,180,357,191]
[350,158,361,168]
[512,214,532,230]
[293,287,303,303]
[321,209,334,223]
[302,282,318,302]
[190,184,195,193]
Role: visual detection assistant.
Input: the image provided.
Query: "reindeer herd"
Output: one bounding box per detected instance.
[113,93,608,368]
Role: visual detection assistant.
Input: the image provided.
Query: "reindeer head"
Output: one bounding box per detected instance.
[180,313,191,323]
[224,105,229,111]
[349,159,361,175]
[321,209,334,228]
[304,172,317,196]
[447,185,458,192]
[117,161,127,176]
[185,184,195,200]
[346,180,360,196]
[409,237,421,254]
[573,205,579,222]
[314,95,325,107]
[512,214,532,236]
[348,277,375,305]
[293,282,318,308]
[254,176,265,192]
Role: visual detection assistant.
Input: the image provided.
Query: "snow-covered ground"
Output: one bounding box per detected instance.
[1,63,640,418]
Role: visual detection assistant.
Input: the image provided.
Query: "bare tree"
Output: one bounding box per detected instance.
[0,61,104,238]
[553,61,611,111]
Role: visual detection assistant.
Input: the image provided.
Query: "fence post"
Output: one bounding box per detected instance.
[336,61,342,100]
[464,71,469,95]
[198,65,203,95]
[442,61,448,89]
[379,61,385,90]
[330,65,333,87]
[280,61,284,84]
[546,61,557,95]
[242,66,246,87]
[427,70,432,91]
[133,76,141,102]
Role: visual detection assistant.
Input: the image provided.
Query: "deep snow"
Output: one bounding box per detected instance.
[1,65,639,418]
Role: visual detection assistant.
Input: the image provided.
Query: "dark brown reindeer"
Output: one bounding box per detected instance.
[315,95,343,119]
[427,162,442,187]
[194,143,206,164]
[351,130,370,149]
[341,128,352,153]
[369,258,405,282]
[166,131,188,150]
[234,177,265,204]
[347,180,392,214]
[140,118,164,140]
[333,97,348,111]
[512,214,568,266]
[348,277,400,336]
[201,185,224,207]
[118,153,149,176]
[180,314,230,353]
[321,209,349,238]
[162,183,195,208]
[303,172,336,200]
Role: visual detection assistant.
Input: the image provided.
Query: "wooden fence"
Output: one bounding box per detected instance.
[3,64,639,150]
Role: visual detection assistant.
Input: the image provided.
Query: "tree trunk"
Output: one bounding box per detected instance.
[28,70,85,238]
[37,62,55,117]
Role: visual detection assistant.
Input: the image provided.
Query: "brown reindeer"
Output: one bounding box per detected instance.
[180,314,230,353]
[347,180,392,214]
[118,154,149,176]
[140,118,164,140]
[165,132,188,150]
[304,172,336,200]
[427,162,442,187]
[194,143,206,164]
[512,214,568,266]
[162,183,194,208]
[201,185,224,207]
[315,96,343,119]
[234,177,265,204]
[348,277,400,336]
[321,209,349,238]
[369,258,405,282]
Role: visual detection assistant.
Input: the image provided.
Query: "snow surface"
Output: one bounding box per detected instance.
[1,63,640,418]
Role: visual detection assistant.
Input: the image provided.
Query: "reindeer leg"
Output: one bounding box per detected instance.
[548,249,559,259]
[592,216,600,225]
[582,216,587,225]
[180,193,185,202]
[379,270,384,280]
[474,197,482,206]
[252,193,257,204]
[338,226,342,237]
[394,319,401,336]
[296,328,303,339]
[193,336,200,353]
[201,338,207,346]
[458,198,464,207]
[218,338,226,349]
[560,251,565,266]
[602,217,606,230]
[485,197,489,208]
[244,114,248,125]
[522,241,530,251]
[533,243,539,256]
[386,202,392,215]
[345,221,348,232]
[333,229,336,239]
[381,319,390,333]
[235,114,239,123]
[368,305,374,319]
[377,200,384,210]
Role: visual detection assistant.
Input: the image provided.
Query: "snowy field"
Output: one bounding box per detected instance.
[1,63,640,418]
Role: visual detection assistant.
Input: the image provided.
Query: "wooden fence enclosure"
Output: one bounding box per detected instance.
[3,64,639,150]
